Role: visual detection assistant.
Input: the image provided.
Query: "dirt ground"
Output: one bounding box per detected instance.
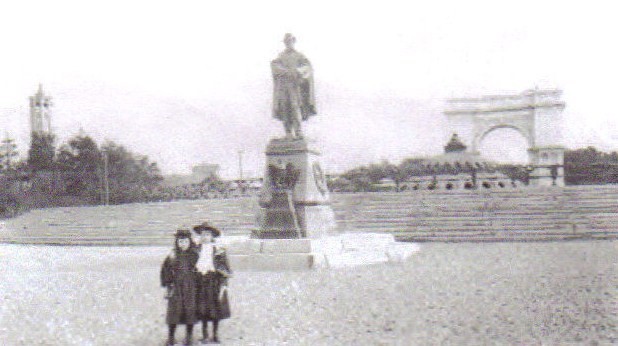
[0,241,615,345]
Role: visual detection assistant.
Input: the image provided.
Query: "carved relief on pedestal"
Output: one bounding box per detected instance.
[268,162,301,191]
[312,162,327,196]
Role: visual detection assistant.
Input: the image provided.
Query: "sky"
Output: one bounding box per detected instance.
[0,1,616,179]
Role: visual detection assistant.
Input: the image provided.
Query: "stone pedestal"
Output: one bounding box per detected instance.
[253,137,336,239]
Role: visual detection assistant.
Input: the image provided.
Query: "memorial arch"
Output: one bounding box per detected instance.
[444,88,566,186]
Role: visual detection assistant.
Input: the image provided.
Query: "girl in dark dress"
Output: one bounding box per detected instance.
[193,222,232,344]
[161,229,199,346]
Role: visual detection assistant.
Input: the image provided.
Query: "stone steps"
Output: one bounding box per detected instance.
[397,232,617,243]
[0,236,171,246]
[353,225,571,234]
[346,219,576,227]
[2,185,617,244]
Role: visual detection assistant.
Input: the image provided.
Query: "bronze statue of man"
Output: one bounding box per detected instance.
[271,33,316,139]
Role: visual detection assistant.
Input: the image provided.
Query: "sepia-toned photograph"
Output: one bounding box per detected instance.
[0,1,616,345]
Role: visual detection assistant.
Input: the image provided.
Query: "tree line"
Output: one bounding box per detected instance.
[1,137,616,218]
[0,132,162,217]
[328,158,504,192]
[564,147,618,185]
[328,147,618,192]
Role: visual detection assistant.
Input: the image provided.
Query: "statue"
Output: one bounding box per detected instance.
[271,33,316,139]
[256,34,335,239]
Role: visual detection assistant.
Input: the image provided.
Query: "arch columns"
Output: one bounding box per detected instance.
[444,89,566,187]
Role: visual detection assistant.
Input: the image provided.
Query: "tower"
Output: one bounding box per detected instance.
[29,84,53,135]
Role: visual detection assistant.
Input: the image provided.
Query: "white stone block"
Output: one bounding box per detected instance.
[261,239,312,254]
[386,243,420,263]
[340,233,395,251]
[299,205,337,238]
[310,236,343,255]
[218,236,262,255]
[229,253,314,271]
[324,251,389,269]
[311,253,329,268]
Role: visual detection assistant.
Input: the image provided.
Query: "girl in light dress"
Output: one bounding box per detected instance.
[192,222,232,344]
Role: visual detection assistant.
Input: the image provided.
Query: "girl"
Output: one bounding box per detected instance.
[161,229,199,346]
[193,222,232,344]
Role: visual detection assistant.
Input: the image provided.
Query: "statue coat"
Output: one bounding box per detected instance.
[271,48,317,122]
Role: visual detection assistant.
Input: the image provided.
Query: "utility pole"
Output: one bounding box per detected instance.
[238,150,244,180]
[103,149,110,205]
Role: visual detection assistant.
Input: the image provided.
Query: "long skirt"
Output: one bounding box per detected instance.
[197,271,231,321]
[166,271,198,325]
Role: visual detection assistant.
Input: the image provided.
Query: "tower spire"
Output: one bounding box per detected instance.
[29,84,53,136]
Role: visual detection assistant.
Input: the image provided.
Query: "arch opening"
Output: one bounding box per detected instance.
[477,127,529,164]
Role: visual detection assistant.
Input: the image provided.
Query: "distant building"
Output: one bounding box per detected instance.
[29,84,53,136]
[191,164,220,179]
[163,163,220,187]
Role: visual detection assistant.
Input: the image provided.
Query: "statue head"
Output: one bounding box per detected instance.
[283,33,296,49]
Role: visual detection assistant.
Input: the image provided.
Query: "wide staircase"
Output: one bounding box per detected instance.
[334,185,617,242]
[0,185,616,244]
[0,198,257,245]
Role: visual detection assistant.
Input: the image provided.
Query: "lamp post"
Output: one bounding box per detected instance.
[238,150,244,194]
[525,165,534,186]
[550,164,558,186]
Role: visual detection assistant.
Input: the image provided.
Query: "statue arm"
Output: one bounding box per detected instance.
[271,58,288,78]
[296,55,313,79]
[296,53,313,79]
[297,65,312,79]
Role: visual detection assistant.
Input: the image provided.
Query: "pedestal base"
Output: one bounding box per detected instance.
[219,234,420,270]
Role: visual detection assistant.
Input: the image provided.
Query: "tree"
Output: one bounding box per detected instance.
[27,132,55,171]
[203,174,228,193]
[0,136,18,172]
[497,164,529,184]
[399,158,427,177]
[101,141,163,204]
[56,134,102,201]
[565,147,618,185]
[385,162,407,191]
[367,161,389,184]
[341,166,373,192]
[0,179,21,217]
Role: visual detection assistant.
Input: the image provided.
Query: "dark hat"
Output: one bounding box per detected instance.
[175,229,191,238]
[193,222,221,237]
